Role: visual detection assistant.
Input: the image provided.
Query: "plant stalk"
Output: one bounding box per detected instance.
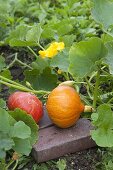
[6,160,15,169]
[12,160,18,170]
[0,80,50,95]
[0,75,27,89]
[27,46,39,58]
[16,59,32,69]
[92,68,100,109]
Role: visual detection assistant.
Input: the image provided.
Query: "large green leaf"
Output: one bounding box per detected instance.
[50,49,69,72]
[9,109,38,145]
[91,104,113,147]
[11,121,31,139]
[92,0,113,36]
[13,138,32,156]
[69,37,107,78]
[104,41,113,74]
[24,67,57,91]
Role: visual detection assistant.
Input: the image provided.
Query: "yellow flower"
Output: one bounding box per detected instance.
[39,42,65,58]
[57,69,62,74]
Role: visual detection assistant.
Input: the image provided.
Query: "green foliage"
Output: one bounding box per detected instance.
[9,109,38,145]
[24,67,57,91]
[17,156,67,170]
[69,37,107,78]
[105,41,113,74]
[0,107,38,159]
[7,24,43,47]
[31,57,48,73]
[56,159,67,170]
[50,49,69,72]
[0,0,98,46]
[1,0,113,169]
[91,104,113,147]
[92,0,113,36]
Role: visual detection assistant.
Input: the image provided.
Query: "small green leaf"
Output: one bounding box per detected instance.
[7,24,29,45]
[9,109,38,145]
[56,159,66,170]
[0,55,6,71]
[8,24,40,46]
[69,37,107,78]
[0,69,12,79]
[0,108,10,133]
[13,138,32,156]
[91,104,113,147]
[26,24,43,43]
[11,121,31,139]
[54,20,73,36]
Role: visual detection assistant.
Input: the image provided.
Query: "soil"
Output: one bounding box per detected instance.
[65,147,100,170]
[24,147,101,170]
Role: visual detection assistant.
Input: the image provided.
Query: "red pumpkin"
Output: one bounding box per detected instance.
[7,91,43,123]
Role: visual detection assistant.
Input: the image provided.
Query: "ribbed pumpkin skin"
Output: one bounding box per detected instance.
[8,92,43,123]
[46,85,84,128]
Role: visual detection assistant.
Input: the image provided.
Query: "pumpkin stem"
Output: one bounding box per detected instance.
[84,105,94,112]
[59,81,75,87]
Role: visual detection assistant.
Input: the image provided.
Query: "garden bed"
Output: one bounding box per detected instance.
[1,0,113,169]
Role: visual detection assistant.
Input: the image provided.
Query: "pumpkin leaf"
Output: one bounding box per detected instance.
[91,104,113,147]
[13,138,32,156]
[104,41,113,74]
[0,108,10,133]
[10,121,31,139]
[92,0,113,36]
[69,37,107,78]
[50,49,69,72]
[24,67,57,91]
[9,109,38,145]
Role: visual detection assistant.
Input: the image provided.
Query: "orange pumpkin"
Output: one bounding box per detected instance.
[46,85,87,128]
